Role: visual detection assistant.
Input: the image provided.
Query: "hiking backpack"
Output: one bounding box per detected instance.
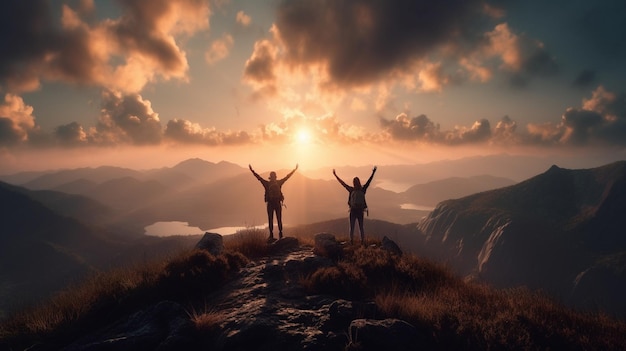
[348,189,367,210]
[266,181,284,202]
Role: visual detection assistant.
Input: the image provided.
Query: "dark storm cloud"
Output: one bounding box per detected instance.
[560,108,604,145]
[573,69,596,88]
[273,0,484,87]
[0,0,209,93]
[0,0,56,91]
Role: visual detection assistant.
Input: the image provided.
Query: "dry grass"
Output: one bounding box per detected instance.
[303,244,626,350]
[0,249,248,349]
[3,232,625,350]
[224,228,271,258]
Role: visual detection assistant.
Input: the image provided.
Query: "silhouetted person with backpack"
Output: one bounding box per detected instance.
[333,166,377,246]
[250,164,298,241]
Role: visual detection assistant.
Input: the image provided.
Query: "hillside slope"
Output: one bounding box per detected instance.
[417,161,626,317]
[2,234,624,350]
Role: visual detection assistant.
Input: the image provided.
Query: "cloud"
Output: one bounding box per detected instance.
[379,114,441,142]
[205,34,234,64]
[573,69,596,88]
[260,112,367,144]
[95,90,163,145]
[164,118,252,145]
[492,115,517,142]
[0,94,37,146]
[527,86,626,146]
[243,0,558,100]
[444,119,492,144]
[55,122,88,146]
[0,0,211,93]
[243,39,279,97]
[272,0,483,87]
[379,113,519,146]
[236,11,251,27]
[472,23,558,87]
[0,0,56,91]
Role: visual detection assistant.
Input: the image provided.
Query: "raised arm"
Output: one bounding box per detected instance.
[249,164,264,182]
[333,169,351,191]
[363,166,377,191]
[280,164,298,183]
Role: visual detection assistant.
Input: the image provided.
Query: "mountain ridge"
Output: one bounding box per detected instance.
[417,160,626,317]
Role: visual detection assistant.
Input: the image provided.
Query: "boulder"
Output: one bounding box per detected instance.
[269,236,299,254]
[322,300,378,332]
[313,233,343,260]
[348,318,429,351]
[381,236,402,256]
[195,232,224,256]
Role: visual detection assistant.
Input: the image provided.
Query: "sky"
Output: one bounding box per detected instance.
[1,0,626,174]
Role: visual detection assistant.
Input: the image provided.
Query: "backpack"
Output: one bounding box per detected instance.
[348,189,367,210]
[266,181,284,202]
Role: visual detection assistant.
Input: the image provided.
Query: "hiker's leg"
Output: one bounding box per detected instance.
[357,210,365,245]
[276,203,283,238]
[266,203,274,238]
[349,210,357,244]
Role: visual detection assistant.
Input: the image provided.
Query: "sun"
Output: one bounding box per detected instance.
[296,128,312,144]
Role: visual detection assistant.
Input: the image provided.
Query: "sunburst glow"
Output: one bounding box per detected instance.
[296,129,312,144]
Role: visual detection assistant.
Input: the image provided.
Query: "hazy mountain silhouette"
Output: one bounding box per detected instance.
[0,159,528,234]
[21,166,144,190]
[0,181,122,319]
[52,178,99,194]
[0,181,200,320]
[417,160,626,317]
[402,175,516,206]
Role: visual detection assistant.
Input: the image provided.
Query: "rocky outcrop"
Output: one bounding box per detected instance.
[348,319,430,351]
[64,301,196,351]
[54,241,424,351]
[195,232,224,256]
[313,233,343,260]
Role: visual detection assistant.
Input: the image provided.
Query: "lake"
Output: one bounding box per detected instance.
[400,203,435,211]
[144,221,267,237]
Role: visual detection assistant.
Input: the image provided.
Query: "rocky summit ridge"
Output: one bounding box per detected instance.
[17,234,420,351]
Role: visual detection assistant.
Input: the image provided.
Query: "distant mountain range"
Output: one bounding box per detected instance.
[0,158,516,232]
[417,160,626,317]
[5,157,625,319]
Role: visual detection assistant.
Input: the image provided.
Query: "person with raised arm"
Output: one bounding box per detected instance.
[333,166,377,246]
[249,164,298,241]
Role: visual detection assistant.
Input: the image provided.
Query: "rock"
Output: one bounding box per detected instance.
[322,300,378,332]
[64,301,196,351]
[269,237,299,254]
[195,232,224,256]
[381,236,402,256]
[313,233,343,260]
[348,318,429,351]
